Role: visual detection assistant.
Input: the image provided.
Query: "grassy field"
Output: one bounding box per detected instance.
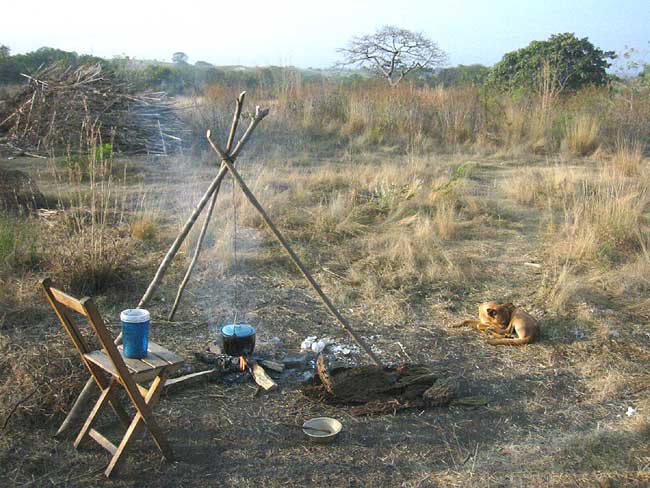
[1,82,650,486]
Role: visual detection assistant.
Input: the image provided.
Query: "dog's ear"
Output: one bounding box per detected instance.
[503,303,515,311]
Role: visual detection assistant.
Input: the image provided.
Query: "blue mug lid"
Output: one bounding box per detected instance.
[221,323,255,338]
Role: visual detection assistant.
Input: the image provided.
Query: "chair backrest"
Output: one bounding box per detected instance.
[40,278,131,380]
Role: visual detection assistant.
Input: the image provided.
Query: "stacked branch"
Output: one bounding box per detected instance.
[0,63,183,155]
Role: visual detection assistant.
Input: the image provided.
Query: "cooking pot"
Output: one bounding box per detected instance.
[220,323,256,356]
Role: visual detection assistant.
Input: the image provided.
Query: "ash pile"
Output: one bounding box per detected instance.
[0,63,183,155]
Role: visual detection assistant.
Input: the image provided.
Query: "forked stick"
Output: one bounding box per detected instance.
[168,91,246,320]
[207,132,382,367]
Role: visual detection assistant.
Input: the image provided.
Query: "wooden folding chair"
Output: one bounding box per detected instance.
[40,278,184,477]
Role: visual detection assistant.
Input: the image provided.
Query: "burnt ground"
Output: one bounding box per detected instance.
[2,155,650,487]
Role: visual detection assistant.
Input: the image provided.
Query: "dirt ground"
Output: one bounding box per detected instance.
[2,153,650,487]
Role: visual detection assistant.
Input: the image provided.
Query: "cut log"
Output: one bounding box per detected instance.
[249,360,278,391]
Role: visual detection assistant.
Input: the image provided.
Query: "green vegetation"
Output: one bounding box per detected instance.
[488,33,616,93]
[0,45,103,84]
[434,64,491,86]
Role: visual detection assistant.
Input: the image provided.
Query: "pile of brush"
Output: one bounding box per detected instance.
[0,63,183,155]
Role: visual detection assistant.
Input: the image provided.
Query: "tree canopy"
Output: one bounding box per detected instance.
[487,33,615,93]
[172,52,189,65]
[0,46,103,84]
[337,25,447,86]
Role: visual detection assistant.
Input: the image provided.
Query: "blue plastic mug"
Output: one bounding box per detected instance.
[120,309,150,359]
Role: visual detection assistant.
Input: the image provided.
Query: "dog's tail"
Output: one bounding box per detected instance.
[487,336,534,346]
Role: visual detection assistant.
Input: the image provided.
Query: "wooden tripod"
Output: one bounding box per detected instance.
[56,93,382,436]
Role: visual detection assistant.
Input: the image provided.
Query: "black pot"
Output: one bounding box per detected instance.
[220,324,256,356]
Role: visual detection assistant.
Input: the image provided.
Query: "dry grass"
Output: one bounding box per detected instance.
[0,331,86,428]
[500,165,582,207]
[553,172,648,266]
[184,77,650,163]
[131,213,160,242]
[610,138,646,176]
[498,151,650,317]
[563,113,600,156]
[200,157,482,322]
[3,78,650,485]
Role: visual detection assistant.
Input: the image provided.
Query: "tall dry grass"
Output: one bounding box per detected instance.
[200,157,482,321]
[610,138,645,176]
[563,114,600,156]
[512,154,650,312]
[186,72,649,159]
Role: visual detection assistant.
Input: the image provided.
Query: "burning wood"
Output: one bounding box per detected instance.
[247,360,278,392]
[190,352,279,392]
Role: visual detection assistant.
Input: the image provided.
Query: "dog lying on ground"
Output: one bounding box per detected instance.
[452,301,540,346]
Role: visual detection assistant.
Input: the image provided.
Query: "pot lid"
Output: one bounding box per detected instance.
[221,323,256,338]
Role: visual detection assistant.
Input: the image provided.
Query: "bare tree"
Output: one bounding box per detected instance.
[337,26,447,86]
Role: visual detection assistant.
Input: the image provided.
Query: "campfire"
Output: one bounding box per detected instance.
[194,351,280,393]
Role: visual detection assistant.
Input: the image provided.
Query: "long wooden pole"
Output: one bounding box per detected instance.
[207,132,382,367]
[168,92,246,320]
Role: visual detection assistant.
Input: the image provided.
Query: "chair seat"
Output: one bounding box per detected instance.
[84,342,183,383]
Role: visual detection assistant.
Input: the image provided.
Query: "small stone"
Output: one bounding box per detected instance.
[282,353,309,369]
[300,336,317,351]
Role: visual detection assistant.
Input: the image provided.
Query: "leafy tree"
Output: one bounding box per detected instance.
[172,52,189,65]
[337,25,447,86]
[0,44,15,83]
[487,33,615,93]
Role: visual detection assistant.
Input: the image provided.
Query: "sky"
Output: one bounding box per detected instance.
[1,0,649,69]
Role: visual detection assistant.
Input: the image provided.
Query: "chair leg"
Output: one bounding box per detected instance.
[74,381,117,449]
[104,371,173,478]
[139,371,174,460]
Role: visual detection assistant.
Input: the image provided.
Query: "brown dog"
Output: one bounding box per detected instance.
[452,302,540,346]
[486,303,539,345]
